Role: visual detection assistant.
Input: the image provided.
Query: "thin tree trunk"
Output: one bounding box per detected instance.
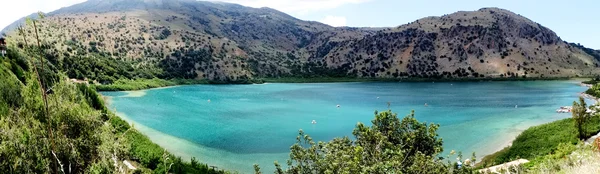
[19,26,29,46]
[32,20,58,174]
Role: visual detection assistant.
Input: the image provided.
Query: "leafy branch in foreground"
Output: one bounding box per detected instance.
[256,110,475,174]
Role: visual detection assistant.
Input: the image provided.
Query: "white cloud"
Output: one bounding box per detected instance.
[320,16,347,27]
[1,0,86,31]
[210,0,370,14]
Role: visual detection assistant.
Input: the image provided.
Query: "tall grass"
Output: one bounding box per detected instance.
[529,144,600,174]
[479,115,600,167]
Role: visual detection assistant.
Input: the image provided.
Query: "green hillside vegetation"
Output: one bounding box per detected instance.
[585,81,600,97]
[582,78,600,85]
[93,78,207,91]
[0,29,227,173]
[529,143,600,173]
[478,113,600,169]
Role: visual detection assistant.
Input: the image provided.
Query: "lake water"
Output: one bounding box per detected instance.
[102,81,590,173]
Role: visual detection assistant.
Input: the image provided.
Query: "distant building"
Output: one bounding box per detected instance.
[0,37,6,57]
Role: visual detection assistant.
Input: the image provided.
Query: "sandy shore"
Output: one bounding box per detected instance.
[580,92,599,103]
[105,85,181,98]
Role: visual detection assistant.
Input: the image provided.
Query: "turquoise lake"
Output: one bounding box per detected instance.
[102,81,590,173]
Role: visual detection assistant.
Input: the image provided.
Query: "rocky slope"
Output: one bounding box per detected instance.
[323,8,600,78]
[3,0,599,81]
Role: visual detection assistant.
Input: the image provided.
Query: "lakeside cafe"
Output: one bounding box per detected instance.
[0,37,6,57]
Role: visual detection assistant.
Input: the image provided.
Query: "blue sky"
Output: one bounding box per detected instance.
[288,0,599,49]
[2,0,598,49]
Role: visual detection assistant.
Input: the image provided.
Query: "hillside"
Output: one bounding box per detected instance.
[3,0,600,83]
[0,42,228,172]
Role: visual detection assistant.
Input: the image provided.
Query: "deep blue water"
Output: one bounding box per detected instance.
[102,81,589,173]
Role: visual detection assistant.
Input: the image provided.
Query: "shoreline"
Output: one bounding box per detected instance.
[261,76,572,83]
[101,79,594,172]
[98,77,579,92]
[110,110,285,173]
[477,81,597,164]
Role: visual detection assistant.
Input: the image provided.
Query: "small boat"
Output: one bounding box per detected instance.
[311,120,317,124]
[556,106,572,113]
[207,99,211,102]
[336,104,340,108]
[424,103,428,107]
[515,105,518,108]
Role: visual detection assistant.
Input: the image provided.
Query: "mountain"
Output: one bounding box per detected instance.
[3,0,600,82]
[321,8,600,78]
[1,13,40,36]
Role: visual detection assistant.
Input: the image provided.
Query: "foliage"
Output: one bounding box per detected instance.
[287,61,355,78]
[124,130,165,170]
[94,77,265,91]
[3,46,30,82]
[260,110,475,174]
[155,28,171,40]
[77,83,107,112]
[479,115,600,167]
[525,143,600,173]
[262,76,570,84]
[572,97,589,140]
[0,44,227,173]
[0,71,110,173]
[582,77,600,85]
[158,48,211,79]
[0,59,24,110]
[61,52,161,84]
[123,128,227,174]
[94,78,209,91]
[585,82,600,98]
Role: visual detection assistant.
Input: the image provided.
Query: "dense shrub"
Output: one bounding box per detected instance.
[260,110,476,174]
[0,45,226,173]
[61,53,160,84]
[77,83,107,112]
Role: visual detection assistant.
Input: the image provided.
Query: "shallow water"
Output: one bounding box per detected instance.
[102,81,590,173]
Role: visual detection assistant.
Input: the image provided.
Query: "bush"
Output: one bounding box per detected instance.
[124,130,226,174]
[0,40,226,174]
[261,110,475,174]
[77,83,107,112]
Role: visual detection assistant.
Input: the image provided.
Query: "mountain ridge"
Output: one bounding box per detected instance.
[3,0,600,83]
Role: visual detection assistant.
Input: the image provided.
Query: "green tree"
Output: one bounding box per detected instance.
[261,110,473,174]
[572,96,589,140]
